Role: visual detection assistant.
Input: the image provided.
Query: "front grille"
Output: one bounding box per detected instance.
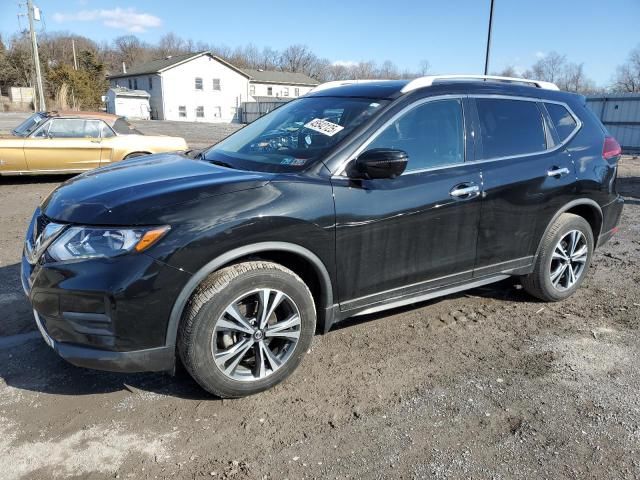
[35,214,51,239]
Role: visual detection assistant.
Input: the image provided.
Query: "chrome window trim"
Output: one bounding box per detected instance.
[332,94,582,178]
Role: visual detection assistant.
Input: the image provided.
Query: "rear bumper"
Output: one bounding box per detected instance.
[597,195,624,247]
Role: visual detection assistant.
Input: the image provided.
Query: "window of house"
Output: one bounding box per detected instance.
[213,106,222,118]
[195,77,203,90]
[294,88,300,96]
[545,103,578,142]
[249,85,256,96]
[267,87,273,96]
[196,106,204,118]
[366,99,465,172]
[148,77,153,90]
[283,87,289,97]
[212,79,221,91]
[179,106,187,118]
[476,98,546,159]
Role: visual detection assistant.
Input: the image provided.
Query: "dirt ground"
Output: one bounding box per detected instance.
[1,112,640,479]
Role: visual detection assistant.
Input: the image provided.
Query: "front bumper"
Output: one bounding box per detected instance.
[22,248,190,373]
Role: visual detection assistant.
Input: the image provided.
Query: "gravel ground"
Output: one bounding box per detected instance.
[1,112,640,479]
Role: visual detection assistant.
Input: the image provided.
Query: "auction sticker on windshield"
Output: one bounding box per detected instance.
[304,118,344,137]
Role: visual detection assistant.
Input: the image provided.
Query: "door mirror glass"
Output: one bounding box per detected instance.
[349,148,408,179]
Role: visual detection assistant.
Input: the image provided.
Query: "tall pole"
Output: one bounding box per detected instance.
[27,0,46,111]
[72,39,78,70]
[483,0,495,75]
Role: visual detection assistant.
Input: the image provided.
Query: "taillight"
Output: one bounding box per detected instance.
[603,136,622,160]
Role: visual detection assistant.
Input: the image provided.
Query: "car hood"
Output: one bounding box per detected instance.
[41,152,272,225]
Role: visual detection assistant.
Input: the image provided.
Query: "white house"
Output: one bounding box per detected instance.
[108,52,319,123]
[105,87,151,120]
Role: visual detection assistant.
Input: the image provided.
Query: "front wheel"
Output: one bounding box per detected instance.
[521,213,594,302]
[178,261,316,398]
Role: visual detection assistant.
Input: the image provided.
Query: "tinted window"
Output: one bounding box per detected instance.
[546,103,577,142]
[367,99,464,171]
[476,99,546,159]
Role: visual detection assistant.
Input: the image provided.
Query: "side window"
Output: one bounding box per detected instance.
[47,119,91,138]
[179,106,187,118]
[100,121,116,138]
[546,103,578,142]
[476,98,546,159]
[366,99,465,172]
[195,77,203,90]
[83,120,101,138]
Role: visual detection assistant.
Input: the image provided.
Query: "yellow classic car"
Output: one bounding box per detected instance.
[0,111,188,175]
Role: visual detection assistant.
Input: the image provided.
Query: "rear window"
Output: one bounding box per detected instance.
[113,118,142,135]
[476,98,546,159]
[546,103,578,142]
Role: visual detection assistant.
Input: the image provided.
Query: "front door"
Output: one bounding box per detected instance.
[332,97,483,312]
[24,118,103,172]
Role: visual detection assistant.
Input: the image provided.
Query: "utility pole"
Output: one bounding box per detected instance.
[27,0,46,111]
[72,39,78,70]
[483,0,495,75]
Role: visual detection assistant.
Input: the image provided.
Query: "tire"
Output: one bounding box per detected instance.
[124,152,149,160]
[521,213,594,302]
[178,261,316,398]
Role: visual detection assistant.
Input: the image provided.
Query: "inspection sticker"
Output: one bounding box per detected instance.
[304,118,344,137]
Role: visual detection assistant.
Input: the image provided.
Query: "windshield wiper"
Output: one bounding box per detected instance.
[205,158,236,170]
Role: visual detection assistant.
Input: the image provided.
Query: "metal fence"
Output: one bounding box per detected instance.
[239,100,290,123]
[586,94,640,153]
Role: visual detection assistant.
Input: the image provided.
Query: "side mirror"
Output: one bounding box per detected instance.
[350,148,408,180]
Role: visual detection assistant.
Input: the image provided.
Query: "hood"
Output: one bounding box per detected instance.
[42,152,271,225]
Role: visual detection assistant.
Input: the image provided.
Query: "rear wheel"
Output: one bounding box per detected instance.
[521,213,594,301]
[178,261,316,398]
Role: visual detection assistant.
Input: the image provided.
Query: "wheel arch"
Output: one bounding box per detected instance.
[124,151,152,159]
[165,242,335,348]
[534,199,603,260]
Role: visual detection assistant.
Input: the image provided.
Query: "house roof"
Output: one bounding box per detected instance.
[241,69,319,86]
[108,51,319,86]
[108,52,210,78]
[108,87,151,98]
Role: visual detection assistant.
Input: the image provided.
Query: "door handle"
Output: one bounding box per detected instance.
[450,184,480,199]
[547,167,570,177]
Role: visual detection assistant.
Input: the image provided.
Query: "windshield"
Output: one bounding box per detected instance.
[13,113,48,137]
[203,96,389,172]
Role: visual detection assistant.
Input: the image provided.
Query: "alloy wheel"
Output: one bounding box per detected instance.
[211,288,301,382]
[549,230,588,291]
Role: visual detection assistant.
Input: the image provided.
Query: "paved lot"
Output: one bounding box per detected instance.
[1,112,640,479]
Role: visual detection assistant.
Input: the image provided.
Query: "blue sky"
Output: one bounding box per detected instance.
[1,0,638,86]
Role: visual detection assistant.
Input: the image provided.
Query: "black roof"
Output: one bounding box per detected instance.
[306,79,579,103]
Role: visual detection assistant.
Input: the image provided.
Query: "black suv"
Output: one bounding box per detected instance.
[22,76,623,397]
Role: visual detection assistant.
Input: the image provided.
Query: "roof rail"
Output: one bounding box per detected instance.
[308,79,392,93]
[401,75,559,93]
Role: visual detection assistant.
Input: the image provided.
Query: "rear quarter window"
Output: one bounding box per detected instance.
[476,98,546,159]
[545,103,578,142]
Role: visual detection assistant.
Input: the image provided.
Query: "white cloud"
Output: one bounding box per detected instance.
[332,60,359,68]
[52,8,162,33]
[535,51,546,59]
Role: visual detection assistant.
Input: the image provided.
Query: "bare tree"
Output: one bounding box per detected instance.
[279,44,317,73]
[529,51,567,83]
[612,45,640,92]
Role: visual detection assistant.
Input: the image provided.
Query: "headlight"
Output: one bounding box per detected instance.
[47,225,170,261]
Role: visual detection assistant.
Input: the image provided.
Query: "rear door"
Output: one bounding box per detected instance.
[333,96,484,311]
[471,96,577,277]
[24,118,103,172]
